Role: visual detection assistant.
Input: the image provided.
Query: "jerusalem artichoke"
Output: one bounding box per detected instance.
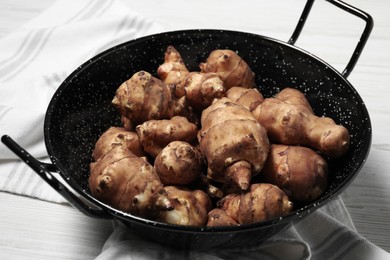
[154,141,205,185]
[112,71,193,130]
[217,183,293,225]
[200,49,255,90]
[181,72,225,110]
[263,144,328,202]
[207,208,238,227]
[158,186,212,226]
[157,45,190,98]
[92,126,145,161]
[89,146,173,217]
[198,98,270,191]
[136,116,198,158]
[252,88,350,158]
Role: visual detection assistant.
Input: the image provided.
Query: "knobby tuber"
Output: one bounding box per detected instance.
[158,186,212,226]
[112,71,193,130]
[154,141,205,185]
[252,87,350,158]
[263,144,328,202]
[198,98,270,191]
[92,126,145,161]
[200,49,255,89]
[157,45,189,98]
[89,146,173,217]
[136,116,198,158]
[181,72,225,110]
[216,183,293,225]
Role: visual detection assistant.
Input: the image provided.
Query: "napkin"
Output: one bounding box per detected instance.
[95,196,390,260]
[0,0,165,203]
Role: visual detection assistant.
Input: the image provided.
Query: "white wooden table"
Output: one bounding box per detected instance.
[1,0,389,259]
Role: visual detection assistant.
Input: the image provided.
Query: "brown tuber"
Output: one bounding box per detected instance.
[158,186,212,226]
[263,144,328,202]
[89,146,173,217]
[252,88,350,158]
[157,45,190,98]
[136,116,198,158]
[200,49,255,90]
[216,183,293,225]
[207,208,238,227]
[154,141,205,185]
[112,71,193,130]
[92,127,145,161]
[181,72,225,110]
[198,98,270,191]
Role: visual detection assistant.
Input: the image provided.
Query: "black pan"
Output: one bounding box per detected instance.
[1,0,373,250]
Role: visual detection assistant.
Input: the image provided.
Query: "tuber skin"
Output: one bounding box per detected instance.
[181,72,225,110]
[158,186,212,226]
[217,183,293,225]
[207,208,238,227]
[274,87,313,113]
[199,49,255,90]
[198,98,270,191]
[92,126,145,161]
[89,146,173,218]
[263,144,328,202]
[252,88,350,158]
[157,45,190,98]
[136,116,198,158]
[154,141,205,185]
[112,71,192,130]
[225,86,264,112]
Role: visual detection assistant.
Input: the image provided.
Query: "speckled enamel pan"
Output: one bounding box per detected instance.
[1,0,373,250]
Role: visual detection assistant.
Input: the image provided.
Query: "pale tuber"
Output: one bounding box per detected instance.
[207,208,238,227]
[158,186,212,226]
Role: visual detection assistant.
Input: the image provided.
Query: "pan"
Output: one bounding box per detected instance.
[1,0,373,250]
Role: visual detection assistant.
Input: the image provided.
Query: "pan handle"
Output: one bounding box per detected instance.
[288,0,373,78]
[1,135,112,219]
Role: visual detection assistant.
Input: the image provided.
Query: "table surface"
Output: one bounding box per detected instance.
[0,0,389,259]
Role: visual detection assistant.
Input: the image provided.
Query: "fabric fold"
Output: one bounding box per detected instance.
[94,197,390,260]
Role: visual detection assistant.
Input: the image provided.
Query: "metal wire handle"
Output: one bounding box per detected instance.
[288,0,374,78]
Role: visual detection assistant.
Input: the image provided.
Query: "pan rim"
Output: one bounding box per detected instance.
[43,28,372,233]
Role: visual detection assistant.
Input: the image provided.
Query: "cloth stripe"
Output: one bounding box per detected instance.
[0,0,165,203]
[0,28,55,81]
[0,0,115,82]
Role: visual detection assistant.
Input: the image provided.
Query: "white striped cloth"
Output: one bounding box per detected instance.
[1,1,389,259]
[96,197,390,260]
[0,0,165,203]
